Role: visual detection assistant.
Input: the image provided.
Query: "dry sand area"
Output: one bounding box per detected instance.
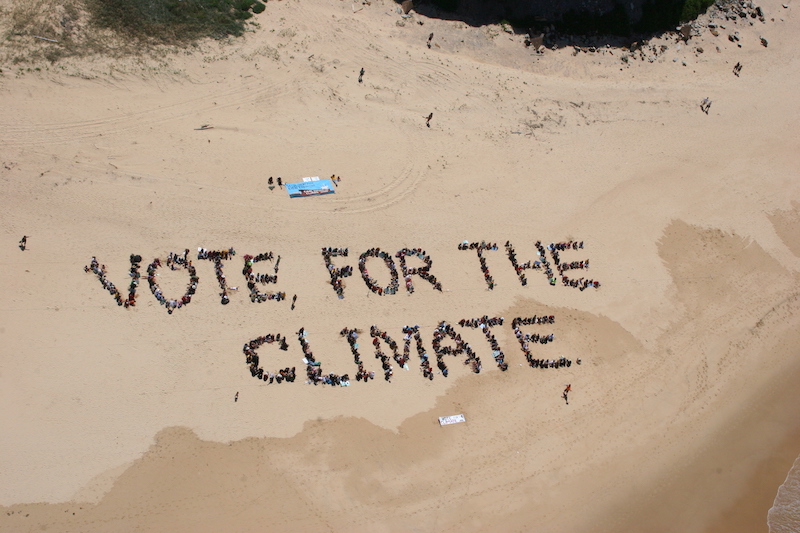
[1,0,799,531]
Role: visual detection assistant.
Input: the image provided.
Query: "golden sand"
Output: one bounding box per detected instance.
[1,0,799,531]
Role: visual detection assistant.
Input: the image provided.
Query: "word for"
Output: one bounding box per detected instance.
[85,240,599,313]
[242,315,574,386]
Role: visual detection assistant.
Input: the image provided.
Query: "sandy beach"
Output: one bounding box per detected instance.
[1,0,799,531]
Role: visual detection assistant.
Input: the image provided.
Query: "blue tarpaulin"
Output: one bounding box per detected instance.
[286,179,336,198]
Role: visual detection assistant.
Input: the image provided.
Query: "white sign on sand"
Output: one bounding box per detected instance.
[438,414,466,426]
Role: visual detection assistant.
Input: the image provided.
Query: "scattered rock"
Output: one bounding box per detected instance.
[760,36,768,47]
[679,23,693,41]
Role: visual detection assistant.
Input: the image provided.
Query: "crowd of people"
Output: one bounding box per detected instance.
[321,248,353,298]
[432,321,481,376]
[546,241,599,291]
[402,325,434,380]
[299,327,352,386]
[85,255,141,308]
[198,247,236,304]
[370,325,410,381]
[395,248,443,293]
[458,241,500,290]
[147,254,199,314]
[505,242,538,286]
[340,328,378,383]
[197,248,236,261]
[458,316,508,371]
[84,239,599,313]
[534,241,558,285]
[511,316,572,368]
[235,316,576,384]
[358,248,400,296]
[243,252,286,303]
[242,334,296,383]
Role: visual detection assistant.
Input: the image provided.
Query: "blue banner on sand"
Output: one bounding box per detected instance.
[286,179,336,198]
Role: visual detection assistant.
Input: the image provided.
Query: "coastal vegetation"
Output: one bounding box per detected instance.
[85,0,267,43]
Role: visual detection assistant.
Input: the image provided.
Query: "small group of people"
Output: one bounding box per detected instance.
[458,241,500,290]
[549,243,588,278]
[339,328,378,383]
[370,325,412,382]
[562,277,600,290]
[515,315,555,325]
[395,248,443,293]
[321,248,352,299]
[147,255,199,314]
[558,260,589,273]
[432,321,482,376]
[458,316,509,371]
[243,253,285,303]
[403,325,435,380]
[197,247,237,304]
[546,242,597,291]
[507,240,596,290]
[85,255,142,308]
[197,248,236,261]
[534,241,558,285]
[267,176,283,189]
[299,327,352,386]
[242,334,296,383]
[358,248,400,296]
[505,242,538,286]
[549,241,584,252]
[510,316,572,369]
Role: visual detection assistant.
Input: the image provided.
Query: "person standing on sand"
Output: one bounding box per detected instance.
[234,391,239,402]
[358,68,365,83]
[563,384,571,405]
[19,236,27,251]
[426,112,433,127]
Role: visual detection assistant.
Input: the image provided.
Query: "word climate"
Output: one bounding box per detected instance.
[244,315,575,386]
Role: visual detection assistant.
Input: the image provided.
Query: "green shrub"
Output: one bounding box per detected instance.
[636,0,714,33]
[680,0,715,21]
[86,0,266,43]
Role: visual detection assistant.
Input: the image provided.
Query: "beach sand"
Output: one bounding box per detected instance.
[0,0,799,531]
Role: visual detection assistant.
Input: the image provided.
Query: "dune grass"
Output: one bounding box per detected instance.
[86,0,267,43]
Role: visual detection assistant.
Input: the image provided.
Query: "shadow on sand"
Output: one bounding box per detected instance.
[393,0,721,49]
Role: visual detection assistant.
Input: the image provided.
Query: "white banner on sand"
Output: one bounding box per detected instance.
[438,414,466,426]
